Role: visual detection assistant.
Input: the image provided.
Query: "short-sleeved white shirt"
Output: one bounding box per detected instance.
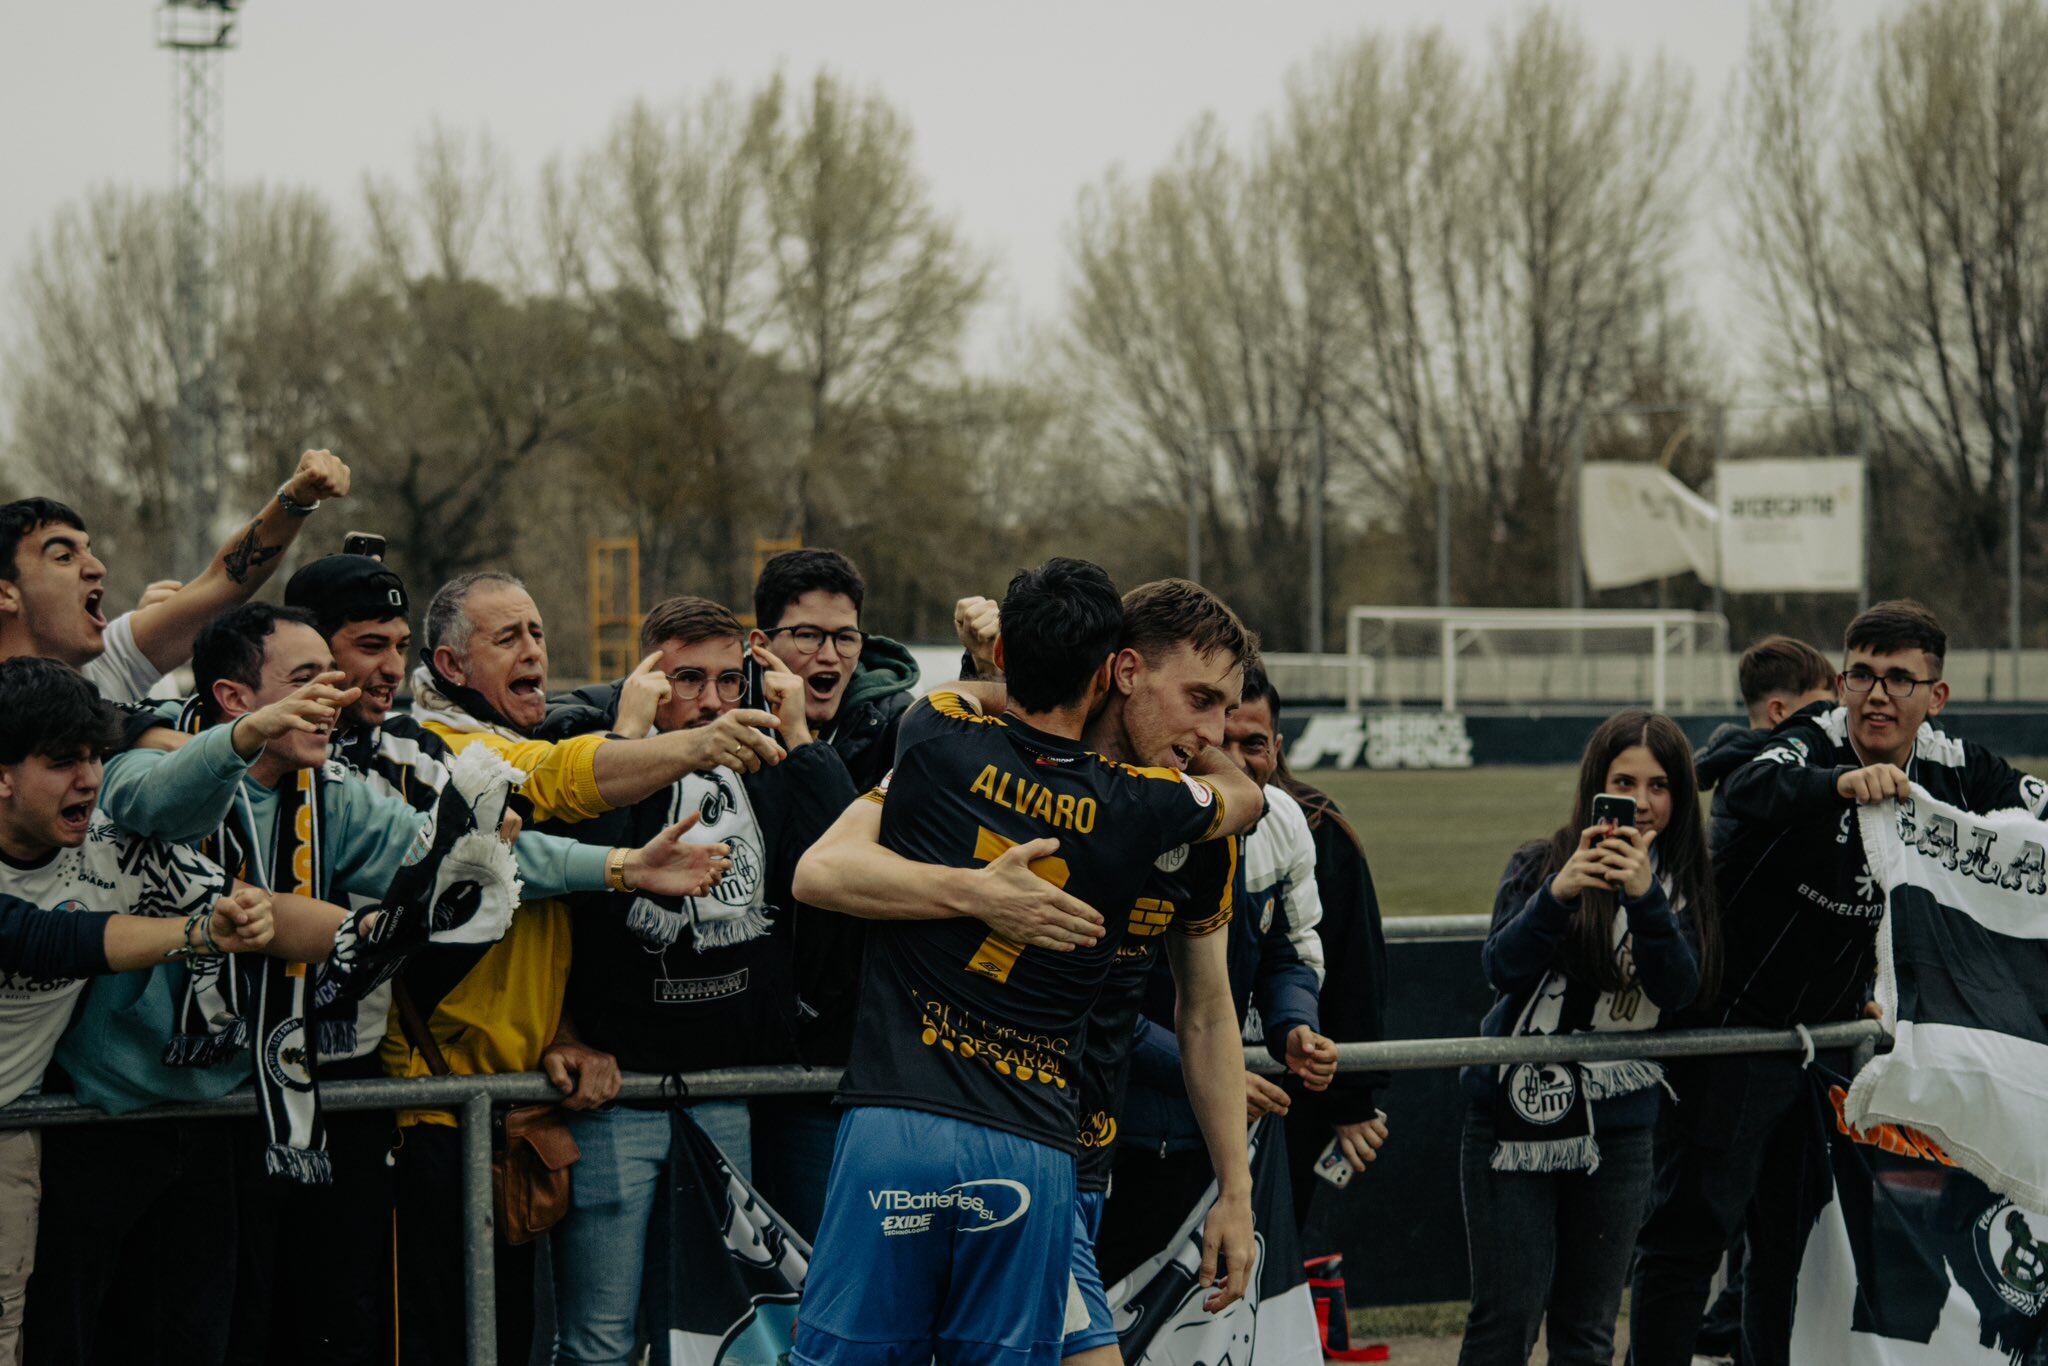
[0,812,230,1105]
[80,611,164,704]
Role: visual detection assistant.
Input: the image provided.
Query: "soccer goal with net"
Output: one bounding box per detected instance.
[1342,607,1732,713]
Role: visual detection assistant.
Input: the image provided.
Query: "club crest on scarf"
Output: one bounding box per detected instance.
[1977,1202,2048,1317]
[625,769,770,951]
[1505,1063,1577,1126]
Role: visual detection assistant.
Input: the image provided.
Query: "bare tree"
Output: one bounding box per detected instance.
[1733,0,2048,635]
[753,71,990,540]
[1292,10,1697,604]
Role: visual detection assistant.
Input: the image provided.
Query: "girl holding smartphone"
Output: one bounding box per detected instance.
[1457,710,1721,1364]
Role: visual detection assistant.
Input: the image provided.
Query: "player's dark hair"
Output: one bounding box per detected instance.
[640,596,744,654]
[0,499,87,582]
[194,603,321,723]
[0,658,122,764]
[1737,636,1835,710]
[754,548,865,631]
[1846,600,1946,675]
[1531,709,1720,1005]
[1120,579,1259,671]
[1239,661,1280,713]
[999,557,1123,713]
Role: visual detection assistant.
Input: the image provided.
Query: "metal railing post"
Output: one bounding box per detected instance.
[462,1091,498,1366]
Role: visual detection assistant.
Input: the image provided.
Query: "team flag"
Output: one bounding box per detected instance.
[1107,1115,1323,1366]
[647,1112,809,1366]
[1791,1073,2045,1362]
[1851,793,2048,1212]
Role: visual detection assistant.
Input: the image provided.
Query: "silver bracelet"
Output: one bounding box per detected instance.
[275,482,320,516]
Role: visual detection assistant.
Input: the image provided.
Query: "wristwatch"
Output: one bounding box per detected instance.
[275,482,320,516]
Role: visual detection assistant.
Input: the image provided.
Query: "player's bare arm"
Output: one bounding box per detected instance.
[1166,926,1257,1312]
[1187,743,1264,838]
[793,796,1104,950]
[129,449,352,672]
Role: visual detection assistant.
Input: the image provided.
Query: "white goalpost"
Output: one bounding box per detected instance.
[1343,607,1732,714]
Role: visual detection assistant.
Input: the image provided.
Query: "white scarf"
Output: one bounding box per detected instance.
[407,665,528,744]
[625,768,771,951]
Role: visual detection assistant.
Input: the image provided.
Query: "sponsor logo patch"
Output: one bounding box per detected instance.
[869,1179,1032,1235]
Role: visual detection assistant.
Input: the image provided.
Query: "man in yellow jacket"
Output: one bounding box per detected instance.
[383,570,788,1365]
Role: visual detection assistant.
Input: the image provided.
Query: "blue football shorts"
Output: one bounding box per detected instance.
[1060,1189,1116,1356]
[792,1106,1078,1366]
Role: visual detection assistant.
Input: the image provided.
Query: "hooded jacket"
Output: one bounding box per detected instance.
[820,636,919,794]
[1695,719,1776,856]
[539,680,862,1067]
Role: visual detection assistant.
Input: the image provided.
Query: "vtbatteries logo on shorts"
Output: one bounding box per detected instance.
[870,1179,1031,1237]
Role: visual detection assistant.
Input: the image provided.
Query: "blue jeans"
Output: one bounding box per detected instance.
[550,1103,751,1365]
[748,1095,842,1243]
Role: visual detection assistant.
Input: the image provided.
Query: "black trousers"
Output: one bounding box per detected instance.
[229,1054,399,1365]
[1093,1146,1215,1290]
[394,1122,537,1366]
[1457,1105,1654,1366]
[1627,1053,1827,1366]
[25,1118,241,1366]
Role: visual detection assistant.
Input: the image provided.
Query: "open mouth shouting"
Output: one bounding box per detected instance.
[805,669,842,704]
[57,799,94,838]
[1167,744,1194,771]
[83,589,106,633]
[507,673,545,703]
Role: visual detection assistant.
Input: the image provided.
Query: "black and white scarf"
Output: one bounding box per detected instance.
[1491,878,1676,1175]
[623,768,771,951]
[167,702,525,1184]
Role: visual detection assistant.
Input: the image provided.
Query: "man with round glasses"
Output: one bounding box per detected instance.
[1630,599,2048,1365]
[539,594,859,1360]
[751,548,920,795]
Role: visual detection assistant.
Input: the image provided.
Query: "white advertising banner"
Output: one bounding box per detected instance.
[1578,463,1721,590]
[1717,458,1865,594]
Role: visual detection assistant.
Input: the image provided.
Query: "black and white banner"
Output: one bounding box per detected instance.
[1107,1116,1322,1366]
[1852,793,2048,1213]
[649,1113,809,1366]
[1792,1073,2046,1362]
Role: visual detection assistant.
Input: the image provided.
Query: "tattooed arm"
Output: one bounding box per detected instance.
[127,449,352,673]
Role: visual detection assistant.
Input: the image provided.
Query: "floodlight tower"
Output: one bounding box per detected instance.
[157,0,239,570]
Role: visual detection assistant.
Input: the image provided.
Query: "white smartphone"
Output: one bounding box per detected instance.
[1314,1138,1355,1189]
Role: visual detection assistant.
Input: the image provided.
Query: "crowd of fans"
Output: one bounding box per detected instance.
[0,449,2015,1366]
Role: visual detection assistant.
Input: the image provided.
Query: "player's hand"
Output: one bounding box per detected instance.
[209,887,274,953]
[1199,1186,1257,1313]
[690,710,785,774]
[623,814,733,899]
[1333,1114,1389,1172]
[971,838,1103,950]
[542,1037,621,1110]
[1839,763,1911,805]
[1284,1025,1338,1092]
[138,579,184,612]
[231,671,361,758]
[285,448,351,504]
[615,652,671,739]
[952,595,1001,677]
[752,644,814,748]
[1245,1070,1291,1121]
[1593,825,1658,899]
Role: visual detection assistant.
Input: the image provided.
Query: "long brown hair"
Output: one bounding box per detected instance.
[1537,710,1720,1004]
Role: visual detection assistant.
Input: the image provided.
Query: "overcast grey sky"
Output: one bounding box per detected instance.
[6,1,1762,368]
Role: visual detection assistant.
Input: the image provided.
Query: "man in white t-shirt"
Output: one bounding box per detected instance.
[0,658,277,1361]
[0,448,351,703]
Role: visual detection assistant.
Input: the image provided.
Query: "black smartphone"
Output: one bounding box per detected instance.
[1591,794,1638,831]
[342,531,386,560]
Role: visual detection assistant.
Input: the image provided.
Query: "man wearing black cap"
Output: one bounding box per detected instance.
[286,552,455,813]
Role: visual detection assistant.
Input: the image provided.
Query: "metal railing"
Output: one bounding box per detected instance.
[0,1017,1887,1366]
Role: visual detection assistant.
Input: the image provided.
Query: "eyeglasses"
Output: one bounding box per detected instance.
[664,668,747,702]
[764,625,865,658]
[1841,667,1937,699]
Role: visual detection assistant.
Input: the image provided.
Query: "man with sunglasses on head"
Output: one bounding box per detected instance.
[1629,600,2048,1366]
